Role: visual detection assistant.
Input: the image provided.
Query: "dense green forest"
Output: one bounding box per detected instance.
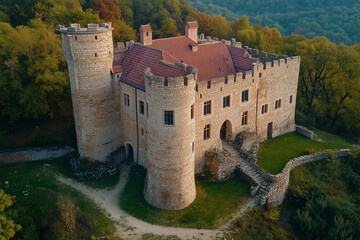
[0,0,359,145]
[187,0,360,45]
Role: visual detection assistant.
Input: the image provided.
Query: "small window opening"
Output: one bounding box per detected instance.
[207,81,211,89]
[95,53,97,57]
[242,111,248,125]
[75,36,77,41]
[184,78,188,86]
[192,142,195,152]
[95,36,98,40]
[164,111,174,125]
[191,104,194,119]
[259,73,262,78]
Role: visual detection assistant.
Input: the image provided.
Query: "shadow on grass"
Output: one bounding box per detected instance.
[120,165,250,229]
[258,130,355,174]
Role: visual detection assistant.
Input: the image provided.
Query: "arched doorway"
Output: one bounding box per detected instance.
[220,120,232,142]
[125,143,134,161]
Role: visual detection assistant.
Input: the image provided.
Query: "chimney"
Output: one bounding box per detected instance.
[139,24,152,46]
[185,21,198,43]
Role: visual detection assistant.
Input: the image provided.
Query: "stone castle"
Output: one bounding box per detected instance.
[57,21,300,210]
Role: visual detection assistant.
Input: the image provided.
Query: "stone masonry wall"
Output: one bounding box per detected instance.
[194,55,300,173]
[296,125,317,139]
[0,147,74,164]
[143,67,197,210]
[60,24,121,162]
[259,149,351,205]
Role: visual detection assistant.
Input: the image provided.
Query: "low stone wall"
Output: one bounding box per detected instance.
[205,149,237,182]
[259,149,350,205]
[296,125,317,139]
[0,147,75,164]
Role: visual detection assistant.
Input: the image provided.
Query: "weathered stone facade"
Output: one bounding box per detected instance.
[58,22,300,210]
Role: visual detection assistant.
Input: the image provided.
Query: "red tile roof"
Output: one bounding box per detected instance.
[113,35,256,89]
[228,46,254,71]
[186,21,199,28]
[111,65,122,74]
[116,43,189,89]
[152,36,237,81]
[139,24,152,32]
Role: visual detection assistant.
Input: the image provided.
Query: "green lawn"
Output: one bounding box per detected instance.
[120,165,250,229]
[258,129,355,174]
[0,159,120,240]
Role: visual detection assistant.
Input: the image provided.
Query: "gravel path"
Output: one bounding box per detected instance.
[56,164,224,240]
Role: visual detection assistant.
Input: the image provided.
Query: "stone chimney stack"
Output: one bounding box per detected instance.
[140,24,152,46]
[185,21,198,43]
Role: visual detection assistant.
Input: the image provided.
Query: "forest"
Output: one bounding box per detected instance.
[0,1,359,239]
[188,0,360,45]
[1,0,359,143]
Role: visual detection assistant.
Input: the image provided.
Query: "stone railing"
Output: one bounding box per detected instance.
[296,125,317,139]
[258,149,351,205]
[0,147,74,164]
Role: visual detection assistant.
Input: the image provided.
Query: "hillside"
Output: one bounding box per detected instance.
[187,0,360,45]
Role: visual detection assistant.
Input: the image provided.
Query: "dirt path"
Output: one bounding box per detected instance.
[56,165,224,240]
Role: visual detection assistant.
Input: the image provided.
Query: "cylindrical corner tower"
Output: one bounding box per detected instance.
[144,68,197,210]
[58,23,121,161]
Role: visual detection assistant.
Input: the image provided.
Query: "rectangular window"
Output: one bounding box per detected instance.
[146,102,149,118]
[261,104,268,114]
[225,77,228,84]
[204,101,211,115]
[204,124,211,140]
[141,128,144,136]
[241,90,249,102]
[290,95,293,104]
[124,93,130,106]
[139,100,144,115]
[164,111,174,126]
[242,111,248,125]
[223,96,230,108]
[191,104,194,119]
[275,99,282,109]
[207,81,211,89]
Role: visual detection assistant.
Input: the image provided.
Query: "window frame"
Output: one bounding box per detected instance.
[241,111,248,125]
[124,93,130,107]
[261,104,268,114]
[275,99,282,109]
[139,100,145,115]
[241,90,249,102]
[203,124,211,140]
[204,101,211,115]
[223,95,230,108]
[164,110,174,126]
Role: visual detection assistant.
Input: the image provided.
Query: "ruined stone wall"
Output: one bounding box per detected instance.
[0,147,74,164]
[296,125,317,139]
[256,57,300,141]
[144,67,197,210]
[60,24,121,162]
[260,149,350,205]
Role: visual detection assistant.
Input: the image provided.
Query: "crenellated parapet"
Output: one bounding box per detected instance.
[144,62,197,88]
[57,23,113,33]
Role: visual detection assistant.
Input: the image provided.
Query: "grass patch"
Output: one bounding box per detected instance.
[0,159,120,239]
[258,129,355,174]
[120,165,250,229]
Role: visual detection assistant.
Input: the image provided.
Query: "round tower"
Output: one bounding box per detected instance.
[144,66,197,210]
[57,23,121,161]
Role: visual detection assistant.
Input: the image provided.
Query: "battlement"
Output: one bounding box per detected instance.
[144,63,197,88]
[57,22,113,34]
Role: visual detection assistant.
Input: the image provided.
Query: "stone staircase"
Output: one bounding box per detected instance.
[222,141,273,205]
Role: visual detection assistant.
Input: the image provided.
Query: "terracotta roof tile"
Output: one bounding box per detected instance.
[228,46,254,71]
[111,65,122,74]
[152,36,237,81]
[186,21,199,28]
[116,43,188,89]
[139,24,152,32]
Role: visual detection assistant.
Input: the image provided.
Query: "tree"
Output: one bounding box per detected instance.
[197,12,211,35]
[209,15,232,40]
[159,17,178,38]
[91,0,121,38]
[0,190,21,240]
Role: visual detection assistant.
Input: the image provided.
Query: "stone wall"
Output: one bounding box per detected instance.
[296,125,317,139]
[0,147,74,164]
[59,23,122,162]
[259,149,351,205]
[205,149,237,181]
